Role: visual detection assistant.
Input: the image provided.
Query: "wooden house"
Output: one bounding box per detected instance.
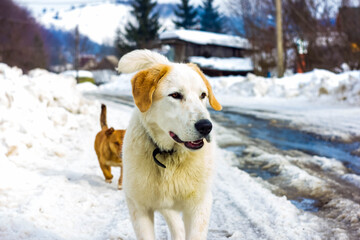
[159,30,253,76]
[95,55,119,70]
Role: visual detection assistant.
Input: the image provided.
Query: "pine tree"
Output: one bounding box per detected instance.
[173,0,198,29]
[123,0,160,50]
[200,0,223,33]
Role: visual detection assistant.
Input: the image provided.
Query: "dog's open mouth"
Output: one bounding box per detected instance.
[169,131,204,150]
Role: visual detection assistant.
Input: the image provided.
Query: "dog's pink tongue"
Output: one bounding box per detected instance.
[184,139,204,149]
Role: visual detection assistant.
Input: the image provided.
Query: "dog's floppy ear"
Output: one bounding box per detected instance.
[188,63,222,111]
[105,127,114,137]
[131,64,171,112]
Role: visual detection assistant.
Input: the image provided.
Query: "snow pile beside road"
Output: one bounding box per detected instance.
[0,64,96,161]
[0,63,131,239]
[209,69,360,105]
[94,72,134,96]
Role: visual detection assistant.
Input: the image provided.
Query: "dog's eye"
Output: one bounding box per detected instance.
[114,142,120,146]
[200,92,207,99]
[169,92,183,100]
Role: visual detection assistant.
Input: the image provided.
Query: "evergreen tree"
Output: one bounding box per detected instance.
[116,0,160,54]
[173,0,198,29]
[115,28,135,57]
[200,0,223,33]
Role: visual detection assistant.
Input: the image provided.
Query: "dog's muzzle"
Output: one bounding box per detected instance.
[169,119,213,151]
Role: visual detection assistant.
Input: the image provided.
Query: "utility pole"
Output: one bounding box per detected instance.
[74,25,80,82]
[276,0,284,77]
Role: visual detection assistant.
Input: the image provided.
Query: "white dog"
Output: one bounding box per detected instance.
[117,49,222,240]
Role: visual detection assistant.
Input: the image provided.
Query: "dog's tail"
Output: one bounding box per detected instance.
[100,104,107,129]
[116,49,170,73]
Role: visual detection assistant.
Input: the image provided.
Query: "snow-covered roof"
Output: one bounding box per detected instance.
[190,56,253,71]
[160,30,251,49]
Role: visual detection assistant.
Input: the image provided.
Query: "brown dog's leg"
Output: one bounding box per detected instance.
[118,164,123,190]
[100,162,113,183]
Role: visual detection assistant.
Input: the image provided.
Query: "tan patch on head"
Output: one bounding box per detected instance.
[131,64,171,112]
[187,63,222,111]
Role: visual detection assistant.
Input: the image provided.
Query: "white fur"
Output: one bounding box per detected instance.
[116,49,170,73]
[119,50,216,240]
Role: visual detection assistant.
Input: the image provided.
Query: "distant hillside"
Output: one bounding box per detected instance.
[24,0,238,68]
[36,2,176,46]
[33,1,232,45]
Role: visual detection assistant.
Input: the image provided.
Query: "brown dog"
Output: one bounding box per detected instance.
[94,104,125,190]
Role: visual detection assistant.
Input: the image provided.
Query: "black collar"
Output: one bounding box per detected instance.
[152,147,174,168]
[148,135,174,168]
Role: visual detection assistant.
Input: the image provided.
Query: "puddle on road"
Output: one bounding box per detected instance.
[225,145,280,180]
[289,197,321,212]
[213,109,360,213]
[211,109,360,175]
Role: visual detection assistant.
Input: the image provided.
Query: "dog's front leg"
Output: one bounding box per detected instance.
[126,197,155,240]
[159,209,185,240]
[183,193,212,240]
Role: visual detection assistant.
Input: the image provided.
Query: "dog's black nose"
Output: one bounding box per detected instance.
[195,119,212,136]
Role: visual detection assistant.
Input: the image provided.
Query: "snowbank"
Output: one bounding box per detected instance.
[0,63,134,239]
[209,69,360,104]
[61,70,94,79]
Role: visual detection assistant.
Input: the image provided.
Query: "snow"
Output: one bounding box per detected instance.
[208,69,360,141]
[15,0,230,20]
[0,63,133,239]
[1,62,360,239]
[18,1,175,45]
[189,56,253,71]
[61,70,94,79]
[17,1,176,45]
[160,29,251,49]
[37,3,133,45]
[342,174,360,188]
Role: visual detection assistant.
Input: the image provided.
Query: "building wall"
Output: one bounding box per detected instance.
[161,39,248,62]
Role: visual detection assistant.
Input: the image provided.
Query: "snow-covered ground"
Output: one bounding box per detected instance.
[1,62,360,239]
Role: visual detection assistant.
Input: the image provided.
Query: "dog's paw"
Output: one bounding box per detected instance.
[105,179,112,183]
[117,184,123,190]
